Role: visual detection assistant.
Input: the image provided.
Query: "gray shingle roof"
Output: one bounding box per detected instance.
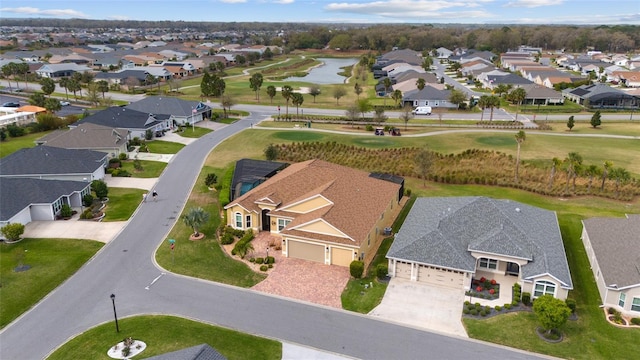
[387,197,573,288]
[0,178,89,221]
[125,96,210,117]
[146,344,226,360]
[75,106,165,130]
[403,86,451,101]
[36,123,128,150]
[582,215,640,289]
[0,146,106,177]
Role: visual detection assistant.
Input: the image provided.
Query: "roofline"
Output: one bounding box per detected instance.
[606,283,640,291]
[386,256,473,274]
[278,194,333,214]
[284,233,359,249]
[523,272,573,289]
[468,249,532,262]
[288,218,353,241]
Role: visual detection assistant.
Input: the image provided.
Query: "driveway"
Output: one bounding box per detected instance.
[369,278,468,338]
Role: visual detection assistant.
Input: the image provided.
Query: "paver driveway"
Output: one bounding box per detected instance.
[369,278,468,337]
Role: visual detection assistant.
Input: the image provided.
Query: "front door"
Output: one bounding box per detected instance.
[261,209,270,231]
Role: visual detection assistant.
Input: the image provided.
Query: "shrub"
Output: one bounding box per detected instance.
[464,301,470,306]
[366,124,374,131]
[268,264,273,268]
[260,265,268,272]
[607,307,617,315]
[350,260,365,279]
[82,194,94,207]
[80,209,93,219]
[118,153,128,160]
[265,256,275,264]
[480,310,487,317]
[60,204,73,218]
[522,292,531,306]
[220,232,234,245]
[511,301,519,307]
[495,305,502,311]
[255,257,264,264]
[92,180,109,199]
[476,286,483,292]
[490,279,497,285]
[218,165,234,207]
[479,277,487,283]
[249,258,255,263]
[475,302,481,309]
[470,309,478,316]
[108,158,121,167]
[376,264,388,279]
[133,160,143,171]
[463,308,470,314]
[205,173,218,187]
[485,306,491,313]
[504,304,512,310]
[1,223,25,241]
[631,318,640,326]
[489,288,495,295]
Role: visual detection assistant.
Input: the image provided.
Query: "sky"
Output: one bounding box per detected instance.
[0,0,639,25]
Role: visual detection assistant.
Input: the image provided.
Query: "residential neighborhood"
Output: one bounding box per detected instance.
[1,16,639,360]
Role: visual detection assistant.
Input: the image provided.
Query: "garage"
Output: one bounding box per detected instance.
[330,247,353,266]
[394,261,413,280]
[417,265,465,289]
[287,240,324,263]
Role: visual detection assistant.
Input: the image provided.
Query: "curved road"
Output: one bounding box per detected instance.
[0,110,551,360]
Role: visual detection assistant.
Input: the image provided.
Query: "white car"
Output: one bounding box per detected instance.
[60,101,70,106]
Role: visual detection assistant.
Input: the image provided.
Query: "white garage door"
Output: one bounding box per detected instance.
[395,262,412,280]
[287,240,324,263]
[417,265,465,289]
[331,247,353,266]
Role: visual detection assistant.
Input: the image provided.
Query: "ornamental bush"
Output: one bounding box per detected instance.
[565,298,576,313]
[260,265,268,272]
[522,292,531,306]
[82,194,94,207]
[1,223,25,241]
[470,309,478,316]
[631,318,640,326]
[350,260,365,279]
[376,263,388,279]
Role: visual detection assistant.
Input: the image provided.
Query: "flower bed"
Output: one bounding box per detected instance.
[465,277,500,300]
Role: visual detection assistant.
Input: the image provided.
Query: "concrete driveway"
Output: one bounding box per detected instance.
[369,278,468,338]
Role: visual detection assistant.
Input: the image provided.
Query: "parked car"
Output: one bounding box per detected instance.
[60,101,70,106]
[2,102,20,107]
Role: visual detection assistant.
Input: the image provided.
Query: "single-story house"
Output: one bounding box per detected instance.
[519,84,564,105]
[146,344,226,360]
[36,122,130,158]
[563,83,639,109]
[0,146,107,182]
[582,215,640,317]
[125,96,212,126]
[0,178,91,228]
[224,159,402,267]
[35,63,93,78]
[72,106,171,139]
[436,47,453,59]
[402,86,456,109]
[386,197,573,300]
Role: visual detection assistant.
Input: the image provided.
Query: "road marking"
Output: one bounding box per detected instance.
[145,272,165,290]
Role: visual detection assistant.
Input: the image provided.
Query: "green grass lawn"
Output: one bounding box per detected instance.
[119,160,166,178]
[47,315,281,360]
[177,126,212,138]
[0,130,51,158]
[155,166,265,287]
[145,140,185,154]
[0,238,103,328]
[102,187,145,221]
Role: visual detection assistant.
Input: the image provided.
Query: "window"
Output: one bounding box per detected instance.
[277,218,291,231]
[234,213,242,229]
[619,293,626,307]
[478,258,497,270]
[533,280,556,297]
[632,297,640,312]
[245,215,251,229]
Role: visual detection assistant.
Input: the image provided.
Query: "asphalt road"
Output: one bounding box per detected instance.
[0,110,551,360]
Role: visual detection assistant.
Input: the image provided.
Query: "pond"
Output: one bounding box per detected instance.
[283,58,358,84]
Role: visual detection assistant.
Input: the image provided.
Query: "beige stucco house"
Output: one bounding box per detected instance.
[582,215,640,317]
[224,159,402,267]
[387,197,573,300]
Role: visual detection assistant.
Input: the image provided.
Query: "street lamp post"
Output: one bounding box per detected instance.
[110,294,120,333]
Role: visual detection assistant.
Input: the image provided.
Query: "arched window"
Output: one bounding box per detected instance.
[533,280,556,297]
[234,213,242,229]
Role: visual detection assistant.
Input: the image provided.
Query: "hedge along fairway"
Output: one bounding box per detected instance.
[0,238,103,328]
[47,315,281,360]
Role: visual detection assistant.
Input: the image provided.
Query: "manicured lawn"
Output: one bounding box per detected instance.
[0,238,103,328]
[177,126,212,138]
[155,166,266,287]
[102,187,146,221]
[119,160,166,178]
[0,131,51,158]
[145,140,185,154]
[47,315,281,360]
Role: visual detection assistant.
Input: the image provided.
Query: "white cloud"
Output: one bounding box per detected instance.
[512,12,640,25]
[504,0,562,8]
[273,0,295,3]
[107,15,131,20]
[0,6,89,18]
[325,1,492,19]
[219,0,247,3]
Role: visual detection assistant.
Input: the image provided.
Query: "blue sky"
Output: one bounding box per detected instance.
[1,1,639,24]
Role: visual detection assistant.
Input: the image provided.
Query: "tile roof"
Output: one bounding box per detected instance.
[0,178,90,221]
[582,215,640,289]
[387,197,573,288]
[226,160,401,247]
[0,146,106,177]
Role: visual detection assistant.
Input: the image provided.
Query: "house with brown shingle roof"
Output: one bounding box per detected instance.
[582,215,640,317]
[224,159,403,267]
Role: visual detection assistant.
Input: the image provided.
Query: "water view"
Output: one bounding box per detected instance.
[283,58,358,84]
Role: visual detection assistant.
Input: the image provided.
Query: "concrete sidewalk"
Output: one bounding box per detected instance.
[283,343,357,360]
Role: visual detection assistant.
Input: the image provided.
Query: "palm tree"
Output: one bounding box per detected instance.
[281,85,293,116]
[563,152,583,193]
[548,157,561,189]
[601,161,613,191]
[266,85,276,104]
[485,95,501,121]
[609,167,630,196]
[514,130,526,182]
[182,207,210,237]
[416,78,426,91]
[249,73,263,101]
[584,164,599,193]
[391,89,403,108]
[58,77,70,100]
[291,92,304,118]
[509,88,527,121]
[382,77,392,106]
